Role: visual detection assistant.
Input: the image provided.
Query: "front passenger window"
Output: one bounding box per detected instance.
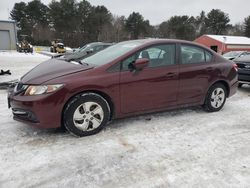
[121,44,176,71]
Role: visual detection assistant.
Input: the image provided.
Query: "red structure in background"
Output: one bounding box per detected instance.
[194,35,250,54]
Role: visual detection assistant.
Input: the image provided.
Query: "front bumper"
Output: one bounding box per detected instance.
[12,108,39,123]
[8,89,65,129]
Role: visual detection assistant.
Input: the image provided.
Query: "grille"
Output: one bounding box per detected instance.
[236,62,250,69]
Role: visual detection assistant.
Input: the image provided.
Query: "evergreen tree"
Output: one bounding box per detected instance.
[159,16,196,40]
[205,9,230,35]
[244,16,250,37]
[125,12,150,39]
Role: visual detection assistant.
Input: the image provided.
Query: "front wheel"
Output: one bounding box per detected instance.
[63,93,111,137]
[203,83,227,112]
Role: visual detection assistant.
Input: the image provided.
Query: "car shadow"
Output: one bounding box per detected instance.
[24,106,204,139]
[107,106,204,130]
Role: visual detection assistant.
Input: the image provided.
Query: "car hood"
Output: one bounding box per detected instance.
[21,59,94,85]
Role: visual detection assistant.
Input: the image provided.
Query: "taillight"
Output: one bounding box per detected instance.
[233,63,238,72]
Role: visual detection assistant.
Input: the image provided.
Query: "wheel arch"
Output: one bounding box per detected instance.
[61,90,115,128]
[211,80,230,97]
[205,80,230,103]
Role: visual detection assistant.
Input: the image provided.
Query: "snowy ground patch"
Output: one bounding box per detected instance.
[0,51,50,82]
[0,51,250,187]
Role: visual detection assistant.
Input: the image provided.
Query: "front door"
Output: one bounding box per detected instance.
[120,44,179,114]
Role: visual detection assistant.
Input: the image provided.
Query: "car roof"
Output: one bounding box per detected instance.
[138,38,209,46]
[123,38,215,53]
[86,42,113,46]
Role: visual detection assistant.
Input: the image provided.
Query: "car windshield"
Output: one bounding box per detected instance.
[64,45,94,61]
[223,51,243,57]
[80,40,146,66]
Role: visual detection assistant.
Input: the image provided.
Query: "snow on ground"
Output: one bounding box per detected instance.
[0,51,250,187]
[0,51,50,82]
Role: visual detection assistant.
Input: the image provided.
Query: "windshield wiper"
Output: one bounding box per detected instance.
[81,61,89,66]
[65,58,82,64]
[65,58,90,66]
[76,60,83,65]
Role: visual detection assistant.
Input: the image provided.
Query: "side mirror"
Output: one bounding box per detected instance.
[133,58,149,70]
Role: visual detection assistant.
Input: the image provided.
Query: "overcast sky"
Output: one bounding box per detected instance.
[0,0,249,25]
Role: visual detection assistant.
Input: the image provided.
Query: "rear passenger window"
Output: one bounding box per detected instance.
[181,45,206,64]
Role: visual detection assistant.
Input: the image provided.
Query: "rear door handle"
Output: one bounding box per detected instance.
[206,67,213,72]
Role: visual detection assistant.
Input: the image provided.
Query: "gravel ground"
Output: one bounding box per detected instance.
[0,51,250,188]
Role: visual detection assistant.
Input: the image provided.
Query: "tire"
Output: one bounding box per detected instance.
[238,83,243,88]
[63,93,111,137]
[203,83,227,112]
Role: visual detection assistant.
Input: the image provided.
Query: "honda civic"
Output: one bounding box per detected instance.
[8,39,238,137]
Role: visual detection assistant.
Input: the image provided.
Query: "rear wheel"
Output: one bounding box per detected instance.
[63,93,110,137]
[203,83,227,112]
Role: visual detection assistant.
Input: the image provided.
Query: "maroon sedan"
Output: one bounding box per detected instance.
[8,39,238,137]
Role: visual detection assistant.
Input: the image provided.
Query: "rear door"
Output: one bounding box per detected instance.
[119,43,179,114]
[178,44,214,105]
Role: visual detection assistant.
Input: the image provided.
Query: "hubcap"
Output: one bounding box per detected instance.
[210,88,225,109]
[73,102,104,131]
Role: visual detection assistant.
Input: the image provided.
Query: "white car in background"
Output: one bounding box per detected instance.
[223,51,250,60]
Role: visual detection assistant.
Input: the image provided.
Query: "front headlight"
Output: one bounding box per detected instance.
[24,84,63,96]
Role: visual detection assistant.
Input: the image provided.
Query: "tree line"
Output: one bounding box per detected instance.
[10,0,250,47]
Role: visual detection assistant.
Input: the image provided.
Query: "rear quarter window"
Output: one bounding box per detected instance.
[205,51,213,62]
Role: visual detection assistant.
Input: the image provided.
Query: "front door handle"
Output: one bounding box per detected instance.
[165,72,177,78]
[206,67,213,72]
